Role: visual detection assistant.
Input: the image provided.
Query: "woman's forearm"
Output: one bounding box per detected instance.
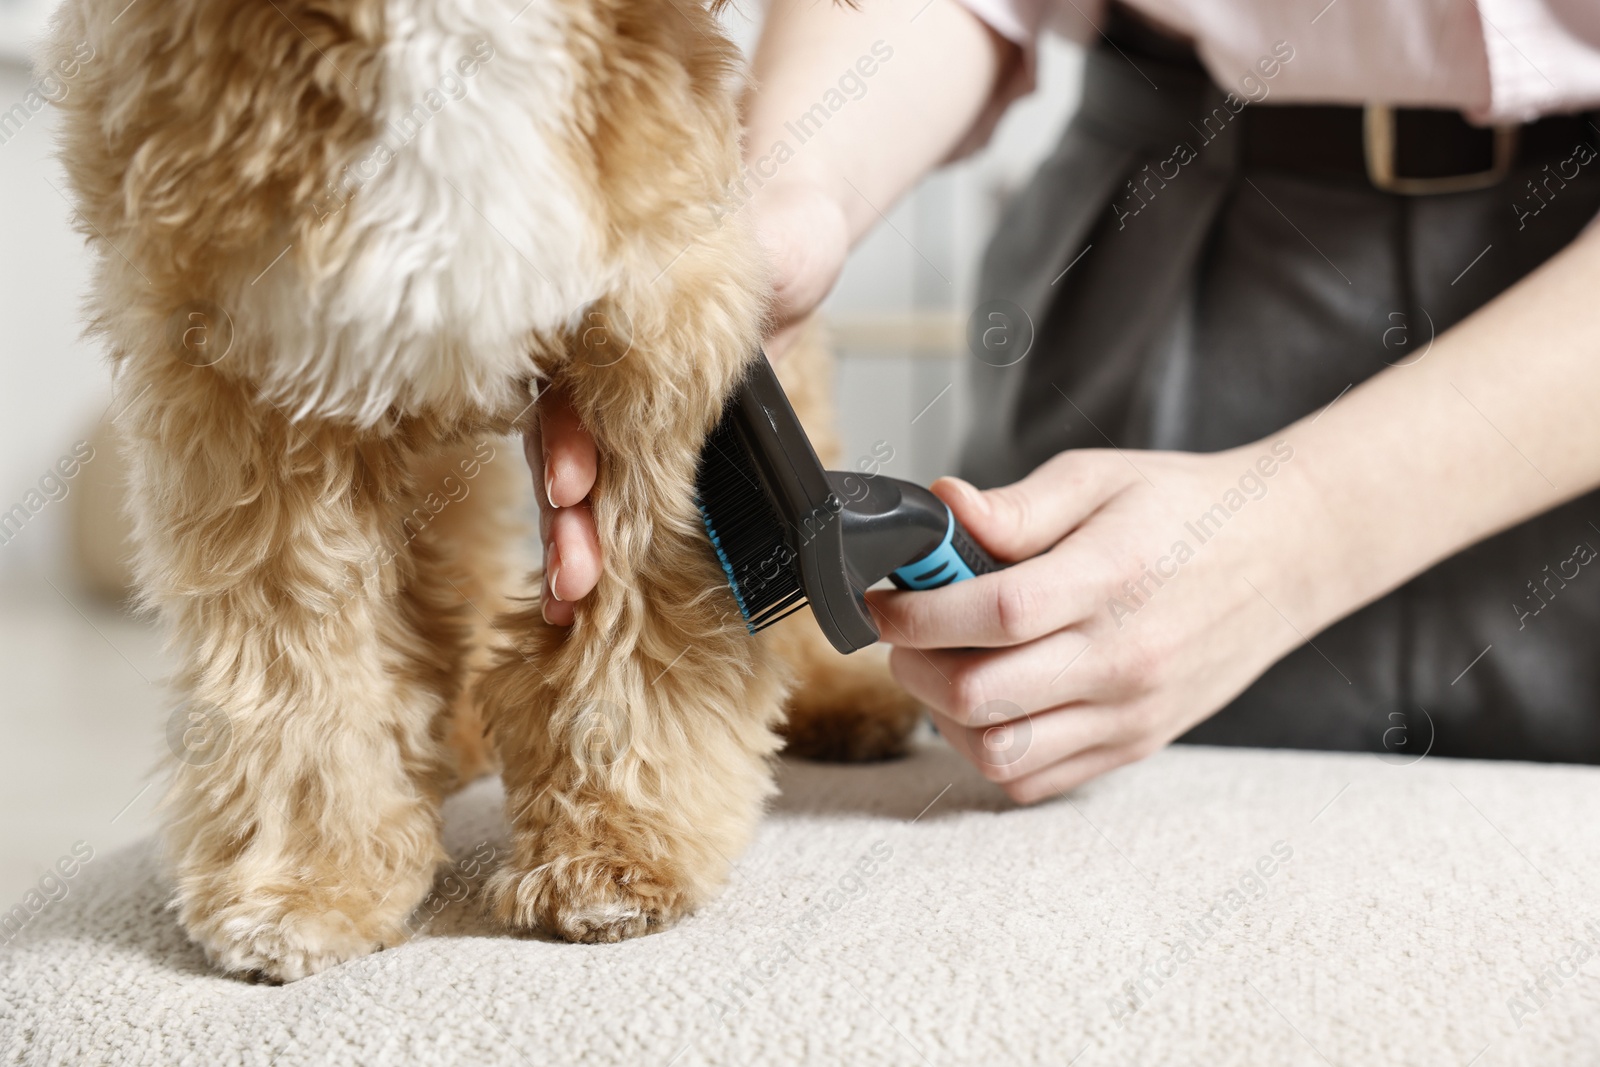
[1278,220,1600,630]
[744,0,1015,243]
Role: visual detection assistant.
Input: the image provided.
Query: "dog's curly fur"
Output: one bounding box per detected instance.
[42,0,919,979]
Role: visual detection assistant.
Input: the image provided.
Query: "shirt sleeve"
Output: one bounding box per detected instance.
[958,0,1051,45]
[946,0,1103,157]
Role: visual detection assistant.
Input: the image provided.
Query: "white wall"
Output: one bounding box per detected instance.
[0,46,109,586]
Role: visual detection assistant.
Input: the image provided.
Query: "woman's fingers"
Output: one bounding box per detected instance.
[998,744,1148,806]
[537,500,590,627]
[866,539,1106,650]
[887,627,1110,720]
[933,450,1127,563]
[865,452,1137,650]
[541,571,573,626]
[537,386,598,509]
[539,504,599,626]
[932,702,1128,786]
[547,503,599,601]
[530,384,602,623]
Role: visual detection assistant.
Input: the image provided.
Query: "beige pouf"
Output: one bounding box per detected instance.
[2,741,1597,1066]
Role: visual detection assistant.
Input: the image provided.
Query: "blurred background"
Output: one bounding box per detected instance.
[0,4,1082,902]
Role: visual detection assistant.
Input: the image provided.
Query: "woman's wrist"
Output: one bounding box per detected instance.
[743,176,851,342]
[1197,436,1367,649]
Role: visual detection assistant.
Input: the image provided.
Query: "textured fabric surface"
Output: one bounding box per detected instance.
[2,740,1598,1066]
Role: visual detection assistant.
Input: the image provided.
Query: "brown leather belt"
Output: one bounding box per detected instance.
[1240,105,1595,195]
[1104,1,1599,196]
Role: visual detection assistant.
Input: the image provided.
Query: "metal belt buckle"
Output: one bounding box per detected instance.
[1363,103,1520,195]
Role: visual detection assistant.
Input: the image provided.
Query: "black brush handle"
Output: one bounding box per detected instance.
[829,472,1008,591]
[949,520,1004,578]
[887,503,1004,590]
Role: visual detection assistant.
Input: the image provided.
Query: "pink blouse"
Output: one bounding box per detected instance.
[962,0,1600,125]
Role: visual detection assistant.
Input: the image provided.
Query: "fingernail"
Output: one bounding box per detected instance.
[544,457,558,510]
[547,553,563,602]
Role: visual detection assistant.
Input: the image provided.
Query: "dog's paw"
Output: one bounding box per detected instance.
[488,853,692,943]
[781,704,921,762]
[182,898,401,982]
[781,685,924,762]
[776,639,925,763]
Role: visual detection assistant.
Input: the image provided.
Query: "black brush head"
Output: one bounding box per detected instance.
[695,408,807,632]
[694,354,881,652]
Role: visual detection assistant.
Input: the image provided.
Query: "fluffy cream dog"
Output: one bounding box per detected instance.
[42,0,918,980]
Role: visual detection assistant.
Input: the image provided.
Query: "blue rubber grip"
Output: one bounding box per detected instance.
[892,508,978,590]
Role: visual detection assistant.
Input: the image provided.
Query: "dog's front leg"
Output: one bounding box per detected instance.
[123,366,456,981]
[480,272,789,942]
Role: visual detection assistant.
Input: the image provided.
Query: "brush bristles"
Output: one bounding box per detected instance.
[695,412,806,632]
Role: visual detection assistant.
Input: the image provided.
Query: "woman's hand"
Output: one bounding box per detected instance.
[866,444,1326,804]
[750,181,850,361]
[527,181,849,621]
[871,218,1600,802]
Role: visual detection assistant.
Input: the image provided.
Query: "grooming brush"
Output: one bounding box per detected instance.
[695,352,1006,654]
